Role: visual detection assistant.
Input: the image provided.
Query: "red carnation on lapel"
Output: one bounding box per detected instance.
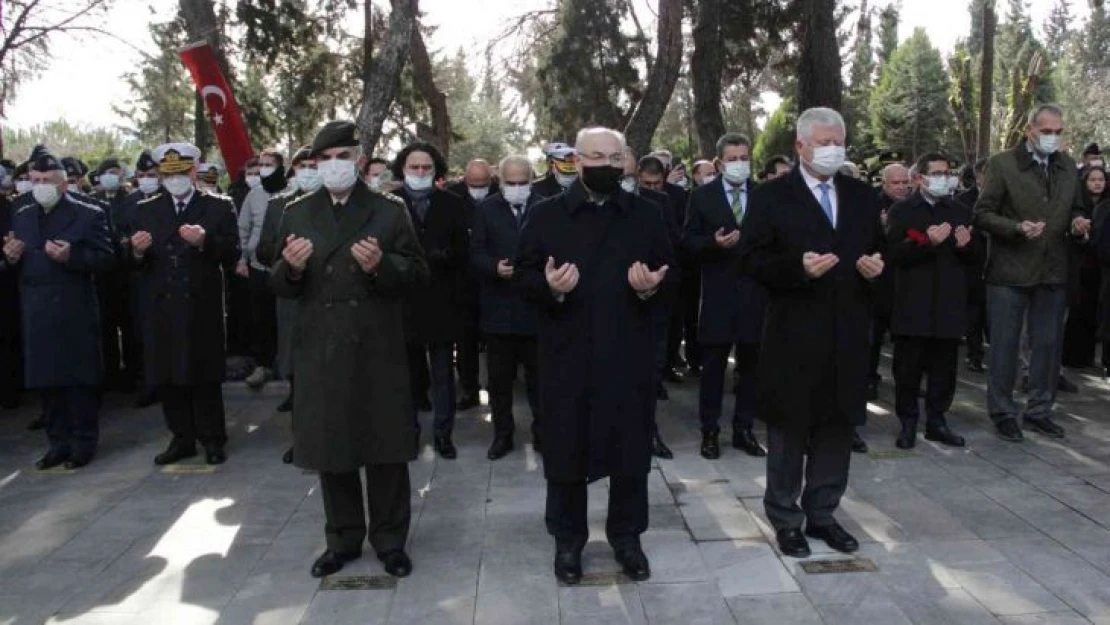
[906,229,929,246]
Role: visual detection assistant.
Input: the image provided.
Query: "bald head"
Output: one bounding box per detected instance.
[575,127,626,174]
[881,163,910,201]
[464,159,492,188]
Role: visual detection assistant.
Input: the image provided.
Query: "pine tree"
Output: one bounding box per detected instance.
[869,28,952,160]
[845,0,876,149]
[874,5,900,78]
[113,19,195,146]
[1042,0,1071,60]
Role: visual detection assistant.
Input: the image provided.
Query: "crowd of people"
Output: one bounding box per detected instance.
[1,101,1108,584]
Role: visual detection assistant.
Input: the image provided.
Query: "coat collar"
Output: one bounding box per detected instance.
[565,180,631,215]
[1012,141,1069,173]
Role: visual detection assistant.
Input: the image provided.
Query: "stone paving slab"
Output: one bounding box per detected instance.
[1,348,1110,623]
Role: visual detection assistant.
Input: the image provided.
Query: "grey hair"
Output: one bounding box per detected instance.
[1028,102,1065,126]
[880,163,908,182]
[715,133,752,159]
[497,154,533,178]
[796,107,846,141]
[575,127,627,149]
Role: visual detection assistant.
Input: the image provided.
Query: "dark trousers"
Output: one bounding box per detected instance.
[320,464,411,555]
[892,336,959,427]
[986,285,1067,424]
[43,386,99,456]
[161,383,226,446]
[456,305,481,395]
[699,342,759,433]
[1062,314,1098,368]
[682,268,702,366]
[407,342,456,434]
[98,278,137,390]
[545,476,648,552]
[867,314,891,383]
[247,267,277,369]
[225,273,252,358]
[966,298,988,364]
[0,328,20,406]
[764,422,852,531]
[486,334,539,438]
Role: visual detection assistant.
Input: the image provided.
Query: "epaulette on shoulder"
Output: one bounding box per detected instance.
[66,194,104,213]
[370,189,405,206]
[137,192,164,206]
[199,189,232,202]
[285,191,313,210]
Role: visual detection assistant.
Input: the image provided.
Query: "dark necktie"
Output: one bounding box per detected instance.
[332,201,343,221]
[176,201,185,216]
[512,205,524,228]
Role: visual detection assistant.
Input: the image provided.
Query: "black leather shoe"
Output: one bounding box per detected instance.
[133,389,158,409]
[282,446,294,464]
[456,392,480,410]
[487,435,514,460]
[154,442,197,465]
[656,384,669,400]
[732,429,766,457]
[35,449,69,470]
[924,424,965,447]
[553,549,583,584]
[0,397,19,410]
[64,452,94,470]
[434,434,457,459]
[686,364,701,377]
[895,421,916,450]
[966,359,985,373]
[663,367,684,383]
[805,522,859,553]
[651,434,673,459]
[531,431,542,455]
[995,418,1024,442]
[310,549,361,578]
[1025,417,1066,439]
[204,445,227,465]
[700,430,721,460]
[418,395,432,412]
[26,414,45,431]
[866,381,879,401]
[851,430,869,454]
[1058,375,1079,394]
[380,549,413,578]
[614,545,651,581]
[276,395,293,413]
[775,528,811,558]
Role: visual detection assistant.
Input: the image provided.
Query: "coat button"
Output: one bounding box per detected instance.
[326,265,334,274]
[324,302,333,309]
[349,299,358,307]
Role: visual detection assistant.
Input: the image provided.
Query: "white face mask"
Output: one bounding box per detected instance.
[15,180,34,194]
[502,184,531,206]
[700,175,717,186]
[555,172,577,188]
[807,145,846,177]
[620,176,637,193]
[404,173,434,191]
[723,160,751,184]
[245,174,262,189]
[319,158,357,192]
[295,169,322,193]
[100,173,121,191]
[946,176,959,193]
[33,183,62,209]
[674,178,689,190]
[1037,134,1060,154]
[259,166,277,178]
[924,175,950,197]
[468,186,490,201]
[137,177,160,195]
[162,175,193,198]
[367,175,383,191]
[1091,159,1105,169]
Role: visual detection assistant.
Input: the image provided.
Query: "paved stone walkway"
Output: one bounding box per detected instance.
[2,349,1110,624]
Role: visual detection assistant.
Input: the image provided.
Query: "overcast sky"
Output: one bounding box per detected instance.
[3,0,1087,132]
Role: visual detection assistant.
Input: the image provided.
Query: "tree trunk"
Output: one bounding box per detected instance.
[691,0,725,157]
[358,0,418,156]
[797,0,843,112]
[409,27,452,160]
[976,1,995,159]
[624,0,684,156]
[179,0,232,154]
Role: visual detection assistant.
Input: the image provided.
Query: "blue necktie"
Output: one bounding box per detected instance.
[817,183,834,226]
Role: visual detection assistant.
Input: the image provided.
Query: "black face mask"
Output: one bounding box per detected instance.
[580,165,623,196]
[261,165,287,194]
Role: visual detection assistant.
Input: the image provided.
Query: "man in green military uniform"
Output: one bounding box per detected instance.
[271,120,429,579]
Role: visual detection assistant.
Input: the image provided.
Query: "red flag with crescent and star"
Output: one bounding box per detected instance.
[179,42,253,182]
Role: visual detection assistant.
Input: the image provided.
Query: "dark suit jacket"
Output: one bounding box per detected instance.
[739,168,883,430]
[470,193,537,336]
[393,187,469,344]
[683,177,767,345]
[531,174,565,201]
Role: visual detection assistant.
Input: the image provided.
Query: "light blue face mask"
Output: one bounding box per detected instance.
[1038,134,1060,154]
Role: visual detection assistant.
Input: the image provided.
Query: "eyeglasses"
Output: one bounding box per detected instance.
[581,152,625,167]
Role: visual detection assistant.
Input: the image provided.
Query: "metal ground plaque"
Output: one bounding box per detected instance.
[800,558,878,574]
[319,575,398,591]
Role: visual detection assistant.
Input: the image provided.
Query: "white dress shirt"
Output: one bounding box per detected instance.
[799,166,838,228]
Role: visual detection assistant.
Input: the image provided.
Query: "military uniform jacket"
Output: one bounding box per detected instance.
[514,182,676,481]
[7,195,114,387]
[132,190,239,385]
[271,183,429,472]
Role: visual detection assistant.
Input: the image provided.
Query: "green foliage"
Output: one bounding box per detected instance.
[869,28,952,160]
[112,18,195,146]
[874,4,899,75]
[845,0,876,151]
[752,96,797,168]
[3,120,139,166]
[535,0,643,139]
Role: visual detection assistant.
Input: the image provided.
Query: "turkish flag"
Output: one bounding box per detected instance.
[179,42,253,182]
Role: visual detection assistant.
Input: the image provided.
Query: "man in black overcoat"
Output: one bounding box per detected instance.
[886,153,975,450]
[954,159,989,372]
[739,108,885,559]
[515,127,675,584]
[92,157,139,393]
[130,142,240,466]
[683,132,768,461]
